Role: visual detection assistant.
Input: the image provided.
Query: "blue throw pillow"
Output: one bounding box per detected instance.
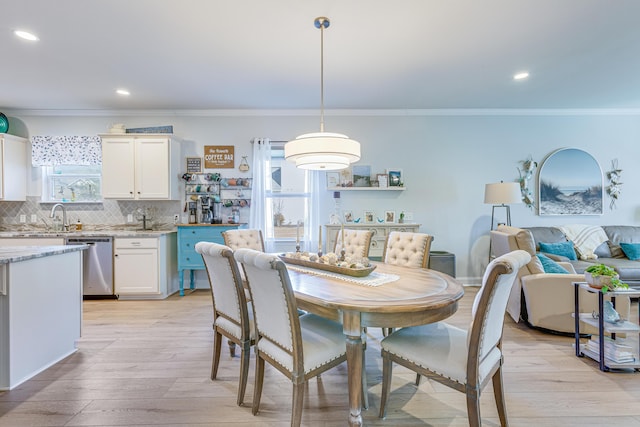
[619,242,640,260]
[536,253,569,274]
[539,241,577,261]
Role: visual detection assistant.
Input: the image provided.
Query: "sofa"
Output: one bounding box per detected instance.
[491,225,630,335]
[524,225,640,287]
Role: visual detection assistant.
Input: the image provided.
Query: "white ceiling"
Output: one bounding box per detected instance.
[4,0,640,112]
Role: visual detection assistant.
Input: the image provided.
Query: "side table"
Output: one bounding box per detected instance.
[573,281,640,372]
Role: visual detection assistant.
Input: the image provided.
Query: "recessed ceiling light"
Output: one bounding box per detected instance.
[513,72,530,80]
[116,89,130,96]
[14,30,39,41]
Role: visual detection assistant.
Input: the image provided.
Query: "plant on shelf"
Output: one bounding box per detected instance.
[584,264,629,293]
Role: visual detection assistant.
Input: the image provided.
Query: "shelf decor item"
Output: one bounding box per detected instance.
[387,169,402,186]
[584,264,628,293]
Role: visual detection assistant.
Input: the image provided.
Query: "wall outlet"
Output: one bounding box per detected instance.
[30,214,38,223]
[173,214,180,224]
[19,214,26,223]
[127,214,134,223]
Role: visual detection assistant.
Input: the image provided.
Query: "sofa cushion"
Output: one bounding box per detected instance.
[539,241,578,261]
[619,243,640,261]
[596,258,640,282]
[536,254,569,274]
[524,226,567,251]
[603,226,640,259]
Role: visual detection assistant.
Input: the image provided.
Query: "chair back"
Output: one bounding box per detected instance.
[222,229,265,252]
[195,242,250,340]
[382,231,433,268]
[234,248,302,373]
[334,229,374,258]
[468,250,531,381]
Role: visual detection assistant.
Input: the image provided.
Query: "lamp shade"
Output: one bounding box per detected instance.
[484,182,522,205]
[284,132,361,170]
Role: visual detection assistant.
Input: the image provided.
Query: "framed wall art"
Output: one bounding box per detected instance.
[326,171,340,188]
[385,210,396,223]
[352,165,371,187]
[186,157,202,173]
[364,210,375,224]
[538,148,603,216]
[343,210,354,223]
[387,169,402,186]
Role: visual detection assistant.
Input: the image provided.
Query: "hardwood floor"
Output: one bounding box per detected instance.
[2,287,640,426]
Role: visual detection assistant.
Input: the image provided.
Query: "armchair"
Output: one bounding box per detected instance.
[491,225,629,335]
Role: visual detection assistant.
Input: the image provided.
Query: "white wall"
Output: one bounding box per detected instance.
[9,111,640,283]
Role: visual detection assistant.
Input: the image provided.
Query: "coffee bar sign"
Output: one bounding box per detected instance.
[204,145,234,169]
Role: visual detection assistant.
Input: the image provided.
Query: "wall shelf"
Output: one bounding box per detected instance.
[327,187,406,191]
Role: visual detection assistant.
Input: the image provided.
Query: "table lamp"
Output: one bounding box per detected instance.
[484,181,522,230]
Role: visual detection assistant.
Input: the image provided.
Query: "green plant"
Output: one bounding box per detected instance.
[585,264,629,293]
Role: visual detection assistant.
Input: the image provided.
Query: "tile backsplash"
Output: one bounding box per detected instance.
[0,196,181,230]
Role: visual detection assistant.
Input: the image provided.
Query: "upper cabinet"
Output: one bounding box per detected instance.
[0,134,27,201]
[100,134,181,200]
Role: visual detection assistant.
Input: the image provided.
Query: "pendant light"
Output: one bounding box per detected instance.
[285,17,361,170]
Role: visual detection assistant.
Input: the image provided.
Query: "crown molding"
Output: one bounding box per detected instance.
[6,108,640,117]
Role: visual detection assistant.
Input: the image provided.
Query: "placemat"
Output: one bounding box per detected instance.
[287,265,399,287]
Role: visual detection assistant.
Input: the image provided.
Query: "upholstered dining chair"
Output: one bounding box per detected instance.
[222,228,265,252]
[333,228,374,258]
[233,248,347,427]
[382,231,433,269]
[378,250,531,427]
[195,241,254,407]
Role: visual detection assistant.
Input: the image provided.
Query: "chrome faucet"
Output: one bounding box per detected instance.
[50,203,68,232]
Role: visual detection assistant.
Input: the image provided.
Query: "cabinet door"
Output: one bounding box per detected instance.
[114,248,159,294]
[0,135,27,201]
[102,137,136,199]
[135,137,170,199]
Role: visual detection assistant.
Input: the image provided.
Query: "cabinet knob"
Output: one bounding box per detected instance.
[114,254,119,257]
[129,191,133,195]
[186,243,191,247]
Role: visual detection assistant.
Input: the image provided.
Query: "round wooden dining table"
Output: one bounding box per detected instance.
[286,261,464,427]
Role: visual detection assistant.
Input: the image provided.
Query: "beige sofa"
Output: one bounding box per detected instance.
[490,225,630,335]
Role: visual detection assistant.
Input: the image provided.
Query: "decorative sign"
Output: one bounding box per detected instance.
[204,145,235,169]
[186,157,202,173]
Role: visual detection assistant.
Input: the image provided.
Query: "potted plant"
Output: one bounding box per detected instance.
[584,264,629,293]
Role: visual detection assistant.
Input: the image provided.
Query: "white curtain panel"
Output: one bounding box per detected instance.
[249,138,272,251]
[31,135,102,166]
[303,170,322,254]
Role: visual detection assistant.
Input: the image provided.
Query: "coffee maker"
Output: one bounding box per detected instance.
[200,196,214,224]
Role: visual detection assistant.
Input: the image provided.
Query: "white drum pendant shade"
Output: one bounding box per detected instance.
[285,17,361,170]
[285,132,360,170]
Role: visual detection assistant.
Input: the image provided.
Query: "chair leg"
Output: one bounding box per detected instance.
[252,356,265,416]
[228,339,236,357]
[362,348,369,409]
[292,381,305,427]
[492,367,509,426]
[237,341,250,406]
[378,355,393,418]
[466,389,481,427]
[211,331,222,380]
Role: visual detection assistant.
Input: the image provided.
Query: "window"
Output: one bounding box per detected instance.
[42,165,102,202]
[266,145,310,240]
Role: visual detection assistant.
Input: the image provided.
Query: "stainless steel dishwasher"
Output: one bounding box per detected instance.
[65,237,116,299]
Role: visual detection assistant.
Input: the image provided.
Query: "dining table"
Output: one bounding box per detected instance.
[285,260,464,427]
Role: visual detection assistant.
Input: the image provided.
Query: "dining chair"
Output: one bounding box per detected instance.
[222,228,265,251]
[233,248,348,427]
[382,231,433,268]
[195,241,255,407]
[378,249,531,427]
[333,228,374,258]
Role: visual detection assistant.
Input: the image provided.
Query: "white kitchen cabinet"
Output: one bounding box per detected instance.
[114,234,178,299]
[100,134,181,200]
[0,134,27,201]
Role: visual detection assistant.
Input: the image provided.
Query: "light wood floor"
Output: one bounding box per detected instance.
[2,287,640,426]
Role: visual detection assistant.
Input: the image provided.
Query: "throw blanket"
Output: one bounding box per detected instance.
[558,224,608,260]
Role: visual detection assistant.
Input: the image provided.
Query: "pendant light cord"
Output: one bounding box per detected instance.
[315,17,329,133]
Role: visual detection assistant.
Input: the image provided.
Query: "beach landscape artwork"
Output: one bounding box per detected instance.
[538,148,603,216]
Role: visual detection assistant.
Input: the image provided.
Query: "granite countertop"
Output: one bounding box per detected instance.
[0,245,88,264]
